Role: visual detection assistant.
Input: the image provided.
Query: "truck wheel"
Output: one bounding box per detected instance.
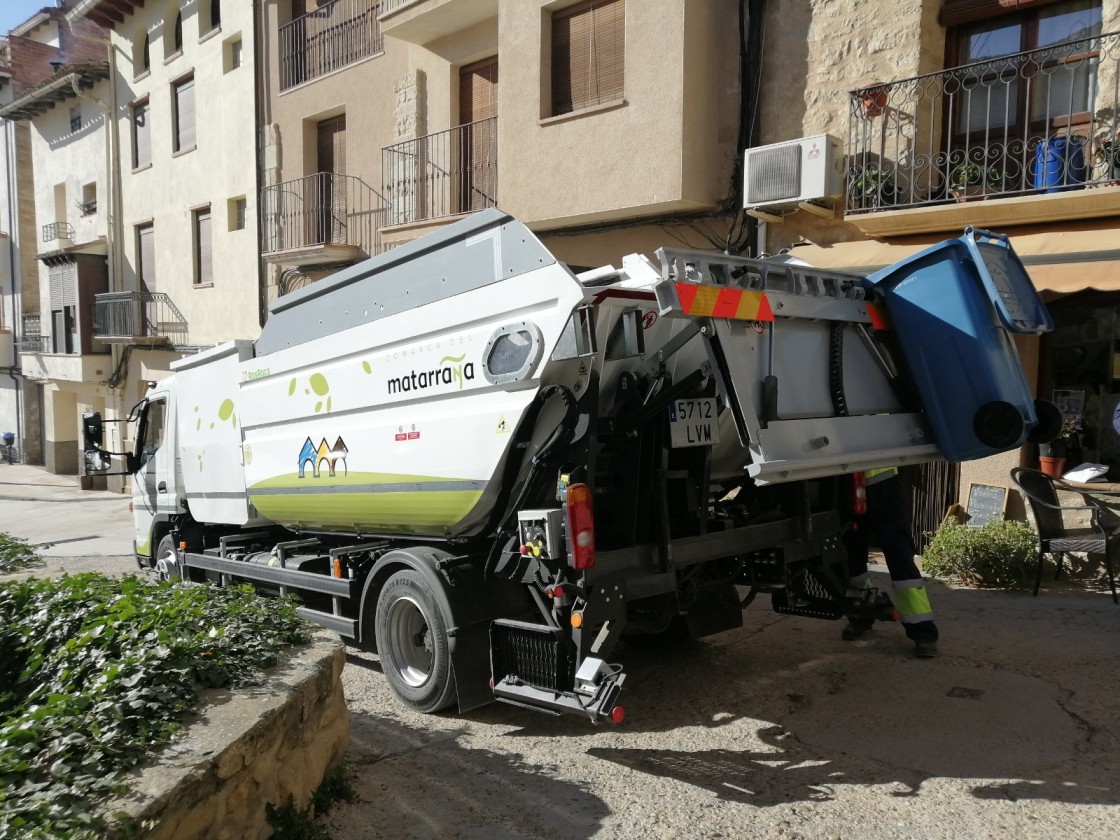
[374,569,456,713]
[154,535,180,581]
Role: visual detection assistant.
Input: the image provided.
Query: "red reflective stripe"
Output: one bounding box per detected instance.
[675,282,700,313]
[712,288,743,318]
[867,303,891,330]
[674,282,774,322]
[754,293,775,322]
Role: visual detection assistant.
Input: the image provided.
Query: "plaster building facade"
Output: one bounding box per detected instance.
[0,5,111,473]
[257,0,747,295]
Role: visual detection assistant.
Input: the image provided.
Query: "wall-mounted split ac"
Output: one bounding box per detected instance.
[743,134,843,219]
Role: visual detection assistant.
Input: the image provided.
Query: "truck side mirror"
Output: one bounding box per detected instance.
[82,411,104,449]
[84,449,112,474]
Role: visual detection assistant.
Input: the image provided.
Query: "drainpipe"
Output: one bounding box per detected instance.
[3,117,23,452]
[68,19,127,482]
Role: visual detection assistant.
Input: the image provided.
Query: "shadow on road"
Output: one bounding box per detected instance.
[327,711,610,839]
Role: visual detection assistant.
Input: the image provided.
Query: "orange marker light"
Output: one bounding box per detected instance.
[571,612,584,629]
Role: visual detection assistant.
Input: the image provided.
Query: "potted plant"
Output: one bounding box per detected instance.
[851,166,898,209]
[1093,128,1120,184]
[949,162,985,200]
[1038,417,1077,476]
[857,83,891,119]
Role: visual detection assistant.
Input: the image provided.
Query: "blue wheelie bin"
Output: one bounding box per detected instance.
[865,227,1053,462]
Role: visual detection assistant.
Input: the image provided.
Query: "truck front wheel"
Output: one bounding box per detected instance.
[374,569,456,713]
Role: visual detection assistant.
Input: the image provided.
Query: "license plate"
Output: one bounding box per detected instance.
[668,398,720,448]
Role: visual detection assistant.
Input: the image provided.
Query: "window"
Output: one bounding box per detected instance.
[137,223,155,293]
[207,0,221,32]
[138,398,166,467]
[173,11,183,54]
[228,196,247,231]
[131,98,151,168]
[137,32,150,73]
[80,183,97,217]
[69,105,81,132]
[946,0,1102,135]
[550,0,625,117]
[225,36,242,72]
[194,206,212,285]
[172,75,195,153]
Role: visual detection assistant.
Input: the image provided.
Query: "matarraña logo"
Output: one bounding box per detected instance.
[387,354,476,394]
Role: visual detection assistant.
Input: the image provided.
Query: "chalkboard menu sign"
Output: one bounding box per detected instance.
[965,483,1009,528]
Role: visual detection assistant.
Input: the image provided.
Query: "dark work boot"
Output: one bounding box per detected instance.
[841,618,874,641]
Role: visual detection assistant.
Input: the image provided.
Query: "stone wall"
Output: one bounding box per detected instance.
[103,629,350,840]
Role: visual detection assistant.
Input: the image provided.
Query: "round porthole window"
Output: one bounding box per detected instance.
[482,322,543,385]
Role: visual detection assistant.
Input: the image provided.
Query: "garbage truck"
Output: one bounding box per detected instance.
[83,209,1056,723]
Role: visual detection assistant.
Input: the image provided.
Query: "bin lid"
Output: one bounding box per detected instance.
[867,227,1053,335]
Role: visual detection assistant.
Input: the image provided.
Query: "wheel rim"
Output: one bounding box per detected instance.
[385,595,433,687]
[155,544,179,581]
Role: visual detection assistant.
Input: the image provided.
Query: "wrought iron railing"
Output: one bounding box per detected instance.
[847,29,1120,213]
[382,117,498,226]
[93,291,189,348]
[279,0,382,90]
[18,314,49,353]
[42,221,75,243]
[260,172,386,257]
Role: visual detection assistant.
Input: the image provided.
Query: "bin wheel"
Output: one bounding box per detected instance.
[974,400,1025,449]
[1027,399,1064,444]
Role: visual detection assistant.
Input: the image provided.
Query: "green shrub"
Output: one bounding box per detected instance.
[922,519,1038,588]
[0,572,312,839]
[0,533,42,576]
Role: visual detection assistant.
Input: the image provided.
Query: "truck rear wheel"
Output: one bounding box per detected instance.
[375,569,456,713]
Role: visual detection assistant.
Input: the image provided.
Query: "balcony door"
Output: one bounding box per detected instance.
[312,114,346,246]
[457,57,498,214]
[945,0,1102,192]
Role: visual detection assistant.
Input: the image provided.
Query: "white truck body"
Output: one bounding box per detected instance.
[89,210,1053,722]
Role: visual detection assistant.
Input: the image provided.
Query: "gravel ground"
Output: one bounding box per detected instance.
[324,576,1120,840]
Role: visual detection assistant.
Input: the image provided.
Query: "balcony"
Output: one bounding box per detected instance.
[18,314,49,353]
[846,30,1120,236]
[382,117,497,227]
[379,0,498,46]
[261,173,386,265]
[92,292,189,349]
[279,0,383,91]
[42,221,74,245]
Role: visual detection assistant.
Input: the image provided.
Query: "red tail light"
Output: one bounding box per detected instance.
[566,483,596,570]
[851,472,867,516]
[610,705,626,724]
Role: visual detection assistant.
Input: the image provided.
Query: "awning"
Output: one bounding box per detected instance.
[789,220,1120,296]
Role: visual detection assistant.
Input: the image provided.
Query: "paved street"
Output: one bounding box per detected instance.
[3,463,1120,839]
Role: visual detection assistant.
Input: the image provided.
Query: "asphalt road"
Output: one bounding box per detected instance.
[3,463,1119,839]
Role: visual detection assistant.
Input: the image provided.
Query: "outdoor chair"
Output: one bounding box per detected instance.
[1009,467,1119,604]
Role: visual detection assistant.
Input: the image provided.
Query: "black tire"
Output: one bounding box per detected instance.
[1027,399,1064,444]
[374,569,456,713]
[973,400,1025,449]
[154,534,180,581]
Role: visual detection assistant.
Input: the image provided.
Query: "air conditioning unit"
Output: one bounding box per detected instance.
[743,134,843,210]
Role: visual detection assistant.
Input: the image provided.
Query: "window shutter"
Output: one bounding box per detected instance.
[133,100,150,167]
[552,0,624,116]
[196,209,213,285]
[460,57,498,124]
[138,224,156,293]
[176,77,196,151]
[49,262,77,309]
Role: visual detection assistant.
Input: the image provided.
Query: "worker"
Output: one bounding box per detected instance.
[842,467,939,658]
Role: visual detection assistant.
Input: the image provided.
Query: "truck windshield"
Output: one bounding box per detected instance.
[138,399,166,468]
